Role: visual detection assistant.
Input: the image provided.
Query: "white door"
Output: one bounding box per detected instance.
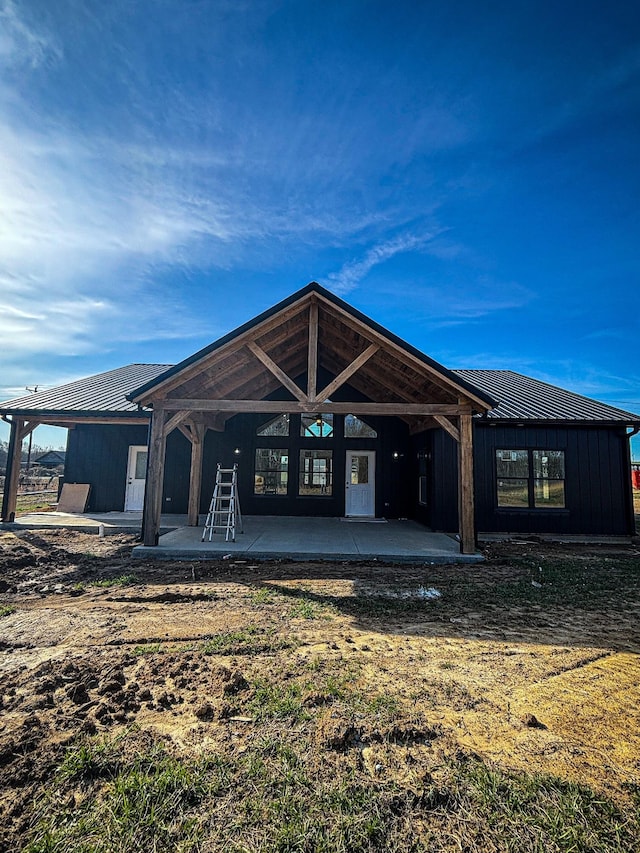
[124,445,148,511]
[345,451,375,517]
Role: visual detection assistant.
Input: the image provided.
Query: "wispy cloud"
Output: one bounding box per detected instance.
[0,0,62,69]
[420,278,535,322]
[322,229,445,295]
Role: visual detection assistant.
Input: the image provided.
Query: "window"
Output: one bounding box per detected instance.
[254,448,288,495]
[257,414,290,437]
[134,450,148,480]
[300,413,334,438]
[496,449,565,509]
[299,449,333,496]
[344,414,377,438]
[495,450,529,507]
[533,450,565,507]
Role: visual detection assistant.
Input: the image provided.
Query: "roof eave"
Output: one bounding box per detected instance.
[478,416,640,428]
[0,408,150,420]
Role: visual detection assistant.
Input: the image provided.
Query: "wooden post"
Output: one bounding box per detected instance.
[1,418,23,522]
[307,299,318,402]
[142,404,167,546]
[1,419,37,522]
[187,423,206,527]
[458,413,475,554]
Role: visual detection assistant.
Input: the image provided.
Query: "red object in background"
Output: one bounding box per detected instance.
[633,468,640,490]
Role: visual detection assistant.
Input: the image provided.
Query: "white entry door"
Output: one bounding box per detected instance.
[124,445,148,511]
[345,451,375,517]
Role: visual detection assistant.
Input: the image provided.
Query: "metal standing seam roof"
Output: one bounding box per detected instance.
[0,364,171,415]
[455,370,640,423]
[0,363,637,425]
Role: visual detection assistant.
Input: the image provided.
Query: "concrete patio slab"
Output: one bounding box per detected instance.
[131,516,484,563]
[3,512,483,563]
[2,511,183,534]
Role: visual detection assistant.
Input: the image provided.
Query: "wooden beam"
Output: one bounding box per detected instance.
[434,414,460,443]
[246,341,307,403]
[18,421,37,442]
[307,299,318,402]
[187,423,206,526]
[178,318,309,400]
[178,424,193,443]
[142,404,167,546]
[162,399,472,416]
[315,344,379,402]
[163,410,190,436]
[458,413,475,555]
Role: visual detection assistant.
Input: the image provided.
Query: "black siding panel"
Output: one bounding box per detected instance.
[65,424,149,512]
[474,423,632,535]
[161,431,192,514]
[430,430,459,533]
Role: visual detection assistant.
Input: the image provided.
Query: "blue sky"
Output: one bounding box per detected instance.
[1,0,639,456]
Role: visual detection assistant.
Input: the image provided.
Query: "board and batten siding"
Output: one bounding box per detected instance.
[412,423,632,536]
[474,424,632,535]
[65,424,150,513]
[65,423,192,514]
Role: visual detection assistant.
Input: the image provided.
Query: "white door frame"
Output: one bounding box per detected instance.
[124,445,148,511]
[345,450,376,517]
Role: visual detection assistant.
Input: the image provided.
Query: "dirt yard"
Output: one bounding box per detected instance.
[1,529,639,852]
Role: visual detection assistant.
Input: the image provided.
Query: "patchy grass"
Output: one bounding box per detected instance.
[23,731,640,853]
[3,531,640,852]
[246,680,310,722]
[247,586,277,606]
[133,643,165,657]
[340,553,640,623]
[199,626,294,656]
[288,597,333,620]
[92,574,139,588]
[0,604,16,617]
[15,491,58,515]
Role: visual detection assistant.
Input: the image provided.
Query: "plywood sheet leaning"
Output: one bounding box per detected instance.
[57,484,91,513]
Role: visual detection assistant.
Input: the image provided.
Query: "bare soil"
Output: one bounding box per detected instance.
[1,529,639,850]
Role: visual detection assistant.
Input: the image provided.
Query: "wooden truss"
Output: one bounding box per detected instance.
[134,291,487,554]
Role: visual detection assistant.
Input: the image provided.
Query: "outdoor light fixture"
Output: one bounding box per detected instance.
[233,447,241,455]
[392,451,404,460]
[315,414,323,427]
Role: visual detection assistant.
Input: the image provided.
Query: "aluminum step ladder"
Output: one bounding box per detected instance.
[202,464,243,542]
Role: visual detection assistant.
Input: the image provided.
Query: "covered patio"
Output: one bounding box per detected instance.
[4,510,483,563]
[128,284,494,553]
[132,515,483,563]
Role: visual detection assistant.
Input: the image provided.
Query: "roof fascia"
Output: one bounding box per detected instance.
[476,417,640,428]
[0,409,149,422]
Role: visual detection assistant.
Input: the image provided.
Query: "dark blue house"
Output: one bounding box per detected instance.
[2,284,638,551]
